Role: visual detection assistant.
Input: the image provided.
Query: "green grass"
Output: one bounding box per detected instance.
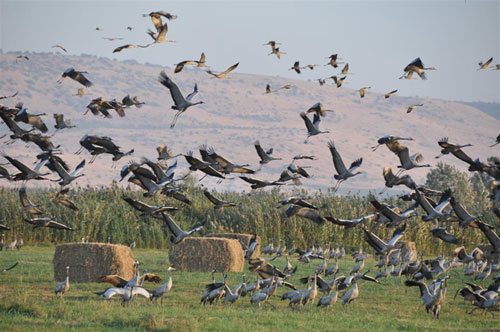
[0,246,498,332]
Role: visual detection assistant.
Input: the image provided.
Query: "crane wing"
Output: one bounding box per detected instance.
[254,140,268,161]
[449,196,472,221]
[383,166,397,184]
[0,112,26,135]
[387,223,406,247]
[371,200,401,221]
[123,197,150,212]
[158,71,186,107]
[185,83,198,101]
[404,280,429,298]
[327,140,348,175]
[141,273,162,283]
[286,205,324,224]
[19,187,32,207]
[435,189,451,213]
[50,157,68,180]
[325,216,359,227]
[348,158,363,172]
[3,155,33,175]
[300,112,315,133]
[476,221,500,252]
[203,190,221,205]
[451,149,475,166]
[73,71,93,87]
[160,213,183,237]
[221,62,239,75]
[71,159,85,177]
[230,166,254,174]
[208,149,234,168]
[174,61,188,73]
[413,187,436,215]
[386,140,410,158]
[239,176,262,185]
[47,219,73,230]
[98,275,128,287]
[199,165,225,178]
[361,226,387,253]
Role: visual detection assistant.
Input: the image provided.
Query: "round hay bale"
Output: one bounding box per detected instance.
[401,241,417,261]
[477,245,500,264]
[206,233,261,259]
[169,237,244,272]
[53,243,135,283]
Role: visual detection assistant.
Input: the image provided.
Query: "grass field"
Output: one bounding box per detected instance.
[0,246,498,332]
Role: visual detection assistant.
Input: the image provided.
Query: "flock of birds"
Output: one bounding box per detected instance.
[1,8,500,320]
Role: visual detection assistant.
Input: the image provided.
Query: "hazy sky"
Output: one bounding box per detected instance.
[1,0,499,103]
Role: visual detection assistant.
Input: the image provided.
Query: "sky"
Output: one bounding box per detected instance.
[1,0,499,103]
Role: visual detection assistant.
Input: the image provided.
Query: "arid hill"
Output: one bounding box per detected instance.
[0,52,498,193]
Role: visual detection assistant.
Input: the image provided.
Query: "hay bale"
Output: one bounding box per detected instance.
[207,233,261,259]
[477,245,500,264]
[53,243,135,283]
[401,241,417,261]
[169,237,244,272]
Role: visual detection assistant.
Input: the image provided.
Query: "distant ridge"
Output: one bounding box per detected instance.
[0,51,498,193]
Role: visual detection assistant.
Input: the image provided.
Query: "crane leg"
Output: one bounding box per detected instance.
[379,186,388,195]
[170,112,182,128]
[333,180,342,192]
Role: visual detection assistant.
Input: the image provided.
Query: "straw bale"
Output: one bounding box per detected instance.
[169,237,244,272]
[53,243,135,283]
[207,233,261,259]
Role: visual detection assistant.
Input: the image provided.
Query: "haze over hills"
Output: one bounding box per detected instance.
[0,51,498,194]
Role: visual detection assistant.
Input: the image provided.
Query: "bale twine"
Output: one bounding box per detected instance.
[207,233,261,259]
[53,243,135,283]
[477,245,500,264]
[401,241,417,261]
[169,237,244,272]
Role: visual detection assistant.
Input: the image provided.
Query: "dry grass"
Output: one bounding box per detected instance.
[169,237,244,272]
[53,243,135,282]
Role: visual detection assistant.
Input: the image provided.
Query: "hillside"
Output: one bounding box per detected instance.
[0,51,498,193]
[462,101,500,121]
